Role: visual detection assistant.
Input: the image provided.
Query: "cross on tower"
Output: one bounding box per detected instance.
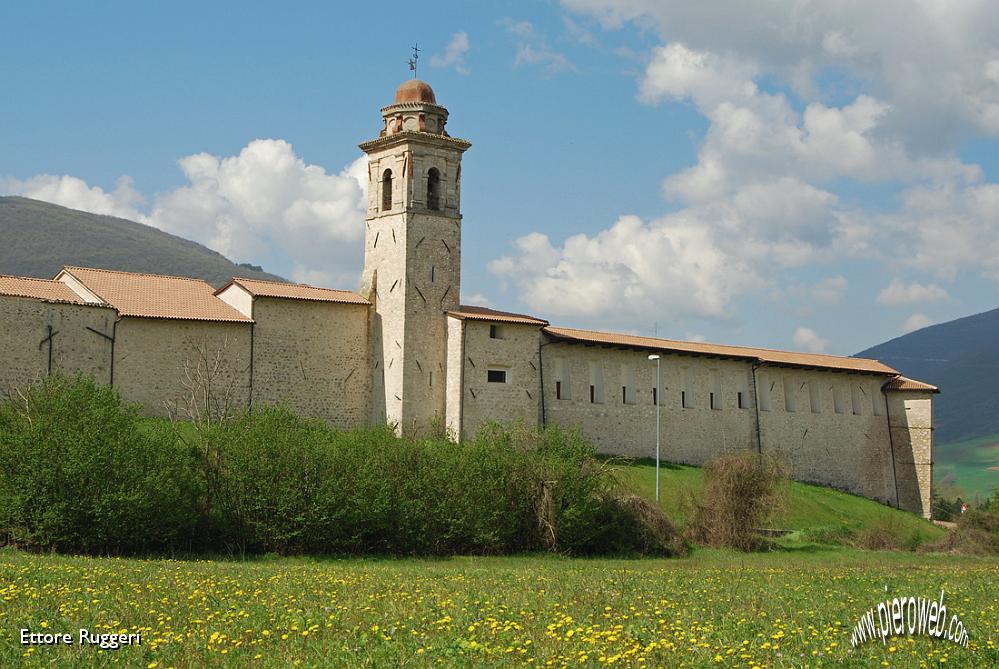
[408,43,420,77]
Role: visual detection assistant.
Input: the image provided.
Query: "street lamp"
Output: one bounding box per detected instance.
[648,353,661,502]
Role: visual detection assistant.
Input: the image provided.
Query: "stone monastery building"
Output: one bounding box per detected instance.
[0,80,937,517]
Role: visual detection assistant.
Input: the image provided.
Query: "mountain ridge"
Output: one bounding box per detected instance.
[857,306,999,445]
[0,196,285,287]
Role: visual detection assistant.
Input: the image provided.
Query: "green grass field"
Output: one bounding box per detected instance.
[935,433,999,502]
[616,460,945,544]
[2,462,991,668]
[1,547,995,668]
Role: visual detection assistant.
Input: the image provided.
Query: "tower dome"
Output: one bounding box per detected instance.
[394,79,436,104]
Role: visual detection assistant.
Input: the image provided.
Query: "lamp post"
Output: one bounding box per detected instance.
[648,353,661,502]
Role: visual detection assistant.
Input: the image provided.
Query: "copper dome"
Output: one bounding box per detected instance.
[394,79,437,104]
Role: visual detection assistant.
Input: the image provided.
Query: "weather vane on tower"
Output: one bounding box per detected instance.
[408,43,420,78]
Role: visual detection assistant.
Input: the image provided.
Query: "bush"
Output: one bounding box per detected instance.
[688,450,787,551]
[922,502,999,556]
[0,378,684,558]
[0,375,199,554]
[204,414,682,557]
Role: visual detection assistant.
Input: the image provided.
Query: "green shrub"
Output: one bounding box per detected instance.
[208,414,681,557]
[0,375,199,554]
[688,450,788,551]
[0,379,682,558]
[922,501,999,556]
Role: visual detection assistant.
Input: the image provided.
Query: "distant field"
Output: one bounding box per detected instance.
[1,547,996,668]
[935,433,999,501]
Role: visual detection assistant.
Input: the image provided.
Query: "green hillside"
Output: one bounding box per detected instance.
[616,460,944,541]
[856,308,999,499]
[857,307,999,445]
[0,196,284,286]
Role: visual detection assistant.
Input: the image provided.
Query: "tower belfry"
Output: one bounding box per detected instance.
[358,79,471,434]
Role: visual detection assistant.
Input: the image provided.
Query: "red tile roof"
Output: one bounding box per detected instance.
[883,376,940,393]
[0,274,90,304]
[448,305,549,326]
[59,267,251,322]
[223,277,370,305]
[543,326,899,375]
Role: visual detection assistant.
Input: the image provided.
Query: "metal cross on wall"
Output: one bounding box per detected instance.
[408,43,420,77]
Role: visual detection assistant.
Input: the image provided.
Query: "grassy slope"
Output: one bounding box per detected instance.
[2,548,995,668]
[935,432,999,501]
[614,460,945,542]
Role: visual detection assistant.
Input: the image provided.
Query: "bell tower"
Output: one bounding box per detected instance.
[359,79,471,434]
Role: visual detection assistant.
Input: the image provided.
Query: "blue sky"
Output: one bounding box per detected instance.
[2,1,998,356]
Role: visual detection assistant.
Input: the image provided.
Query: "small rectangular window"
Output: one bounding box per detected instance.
[487,369,507,383]
[430,266,436,283]
[737,391,745,409]
[680,366,694,408]
[852,384,863,415]
[429,371,433,387]
[489,324,502,339]
[588,363,604,403]
[620,364,636,404]
[652,387,658,406]
[555,358,571,400]
[710,392,720,410]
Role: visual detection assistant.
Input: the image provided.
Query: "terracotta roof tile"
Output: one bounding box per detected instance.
[0,274,90,304]
[883,376,940,393]
[543,326,898,375]
[225,277,370,305]
[448,305,549,326]
[60,267,251,322]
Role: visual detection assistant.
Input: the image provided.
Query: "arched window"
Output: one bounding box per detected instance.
[427,167,441,211]
[381,169,393,211]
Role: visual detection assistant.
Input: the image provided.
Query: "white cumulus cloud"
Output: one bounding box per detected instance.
[902,313,934,334]
[876,280,950,306]
[501,18,577,73]
[431,32,471,75]
[812,276,848,305]
[489,213,763,329]
[0,174,146,222]
[2,139,368,289]
[792,327,829,353]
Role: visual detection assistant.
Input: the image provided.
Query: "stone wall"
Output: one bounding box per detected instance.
[0,295,117,394]
[537,341,918,513]
[449,319,543,441]
[444,315,464,438]
[250,297,371,427]
[887,391,934,518]
[542,344,757,461]
[754,365,895,506]
[113,317,251,417]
